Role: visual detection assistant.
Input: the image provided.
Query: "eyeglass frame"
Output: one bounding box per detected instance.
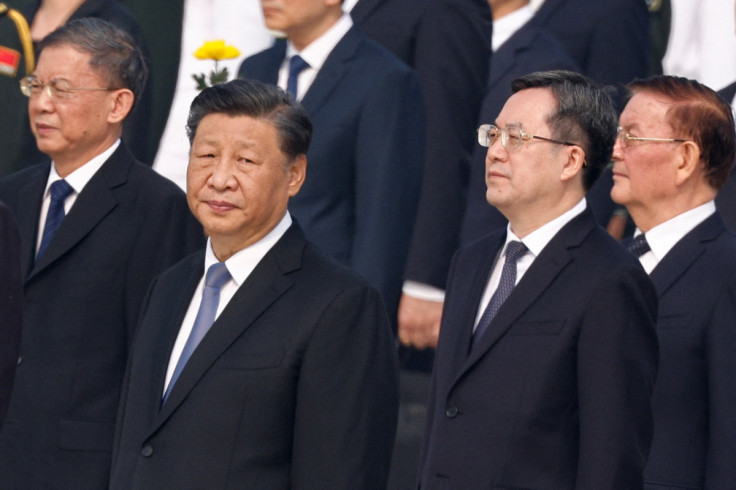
[616,126,688,148]
[477,123,577,150]
[19,75,116,100]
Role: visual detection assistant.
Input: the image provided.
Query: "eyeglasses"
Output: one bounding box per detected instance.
[616,126,687,148]
[477,124,576,149]
[19,76,115,100]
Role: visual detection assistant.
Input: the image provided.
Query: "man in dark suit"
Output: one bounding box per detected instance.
[611,75,736,489]
[0,19,203,488]
[351,0,491,355]
[0,199,22,430]
[460,0,580,247]
[0,0,152,175]
[110,79,398,489]
[238,0,424,320]
[419,71,659,489]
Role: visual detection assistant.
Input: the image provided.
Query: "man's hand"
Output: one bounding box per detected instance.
[397,293,443,350]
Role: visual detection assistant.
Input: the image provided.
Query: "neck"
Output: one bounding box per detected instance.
[51,134,119,178]
[505,192,582,239]
[31,0,86,40]
[287,9,343,51]
[492,0,530,20]
[628,194,716,233]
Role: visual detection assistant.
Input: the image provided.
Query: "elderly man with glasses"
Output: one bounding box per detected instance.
[0,18,203,489]
[418,70,659,490]
[611,75,736,490]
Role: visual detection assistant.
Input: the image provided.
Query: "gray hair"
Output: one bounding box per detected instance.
[39,18,147,106]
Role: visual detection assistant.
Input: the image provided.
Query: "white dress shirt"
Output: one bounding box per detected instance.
[36,139,120,254]
[153,0,274,190]
[278,13,353,101]
[492,5,534,51]
[163,212,293,394]
[474,198,587,328]
[632,201,716,275]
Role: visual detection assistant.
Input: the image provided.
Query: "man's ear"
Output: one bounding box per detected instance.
[287,154,307,197]
[674,140,701,186]
[560,145,586,183]
[107,88,135,124]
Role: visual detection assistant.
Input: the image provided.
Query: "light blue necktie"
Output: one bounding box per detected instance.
[163,262,231,402]
[472,241,528,347]
[286,55,309,99]
[37,179,73,260]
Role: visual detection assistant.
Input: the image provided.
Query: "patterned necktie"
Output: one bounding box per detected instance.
[472,241,528,347]
[286,55,309,99]
[628,234,651,258]
[37,179,73,260]
[163,262,231,402]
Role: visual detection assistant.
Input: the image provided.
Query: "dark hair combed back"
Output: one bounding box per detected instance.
[186,79,313,163]
[511,70,618,190]
[627,76,735,190]
[39,18,147,105]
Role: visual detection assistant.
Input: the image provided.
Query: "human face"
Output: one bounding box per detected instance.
[610,91,681,221]
[187,113,306,261]
[260,0,341,50]
[29,44,122,173]
[484,88,573,231]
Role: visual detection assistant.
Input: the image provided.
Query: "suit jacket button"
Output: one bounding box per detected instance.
[141,444,153,458]
[445,406,458,418]
[16,356,21,366]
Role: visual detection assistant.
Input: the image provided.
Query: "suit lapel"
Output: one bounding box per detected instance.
[27,145,129,280]
[649,213,724,297]
[15,166,49,280]
[152,225,306,431]
[488,20,537,90]
[300,27,361,116]
[441,234,505,387]
[453,209,595,387]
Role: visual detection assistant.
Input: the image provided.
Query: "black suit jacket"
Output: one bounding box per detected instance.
[534,0,649,100]
[110,223,399,489]
[0,200,22,430]
[460,17,580,246]
[0,142,204,488]
[352,0,491,289]
[239,26,424,318]
[643,212,736,489]
[419,206,658,489]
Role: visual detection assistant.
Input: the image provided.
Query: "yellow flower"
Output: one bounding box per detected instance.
[194,40,240,61]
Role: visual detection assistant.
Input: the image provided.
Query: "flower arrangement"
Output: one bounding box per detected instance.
[192,40,241,90]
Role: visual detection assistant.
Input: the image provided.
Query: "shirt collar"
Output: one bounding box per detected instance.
[45,139,120,196]
[634,201,716,262]
[286,13,353,72]
[506,198,587,257]
[204,212,293,287]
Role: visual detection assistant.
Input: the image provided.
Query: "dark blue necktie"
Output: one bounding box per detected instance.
[628,234,650,258]
[37,179,73,260]
[163,262,231,402]
[286,55,309,99]
[472,241,528,347]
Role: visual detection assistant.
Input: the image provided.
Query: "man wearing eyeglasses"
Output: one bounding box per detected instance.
[418,70,658,489]
[0,18,203,489]
[611,75,736,490]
